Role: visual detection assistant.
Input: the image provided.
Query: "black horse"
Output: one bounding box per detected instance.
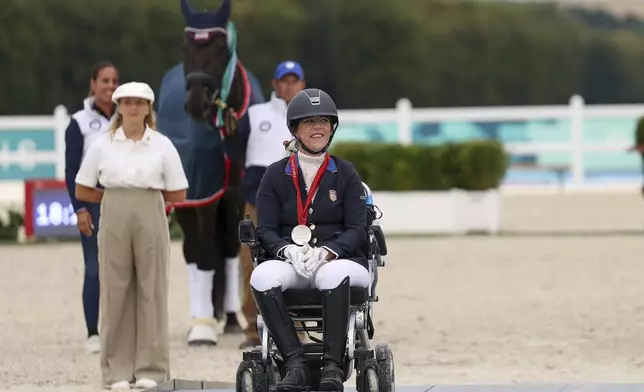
[156,0,265,345]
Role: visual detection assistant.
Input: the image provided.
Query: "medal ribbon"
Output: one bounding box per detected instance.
[289,154,330,225]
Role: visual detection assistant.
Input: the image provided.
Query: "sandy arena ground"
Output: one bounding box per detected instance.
[2,192,644,391]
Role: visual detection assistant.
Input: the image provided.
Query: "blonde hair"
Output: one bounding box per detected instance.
[109,101,157,133]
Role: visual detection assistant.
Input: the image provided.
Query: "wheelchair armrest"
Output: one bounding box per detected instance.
[238,214,260,248]
[370,224,388,256]
[238,215,265,266]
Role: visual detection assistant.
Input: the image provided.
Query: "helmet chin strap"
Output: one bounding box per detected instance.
[294,123,339,156]
[296,138,329,155]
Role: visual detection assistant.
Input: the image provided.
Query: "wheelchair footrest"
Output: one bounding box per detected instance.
[243,345,375,363]
[242,350,264,362]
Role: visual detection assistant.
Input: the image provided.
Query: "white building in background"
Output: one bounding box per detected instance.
[469,0,644,18]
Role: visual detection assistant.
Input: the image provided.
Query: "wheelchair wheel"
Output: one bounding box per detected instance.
[236,360,268,392]
[363,367,379,392]
[375,344,395,392]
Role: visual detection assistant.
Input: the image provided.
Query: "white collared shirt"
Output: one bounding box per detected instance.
[75,126,189,191]
[245,91,293,168]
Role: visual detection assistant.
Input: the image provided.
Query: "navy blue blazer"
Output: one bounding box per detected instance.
[255,154,368,268]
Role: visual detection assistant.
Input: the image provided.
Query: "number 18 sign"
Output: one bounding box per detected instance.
[24,179,80,239]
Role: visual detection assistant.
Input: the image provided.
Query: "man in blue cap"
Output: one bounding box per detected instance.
[238,60,307,349]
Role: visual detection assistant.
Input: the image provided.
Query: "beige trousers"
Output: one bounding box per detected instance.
[98,188,171,386]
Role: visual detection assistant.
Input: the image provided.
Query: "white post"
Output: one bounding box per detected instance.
[53,105,69,180]
[396,98,412,146]
[569,94,584,187]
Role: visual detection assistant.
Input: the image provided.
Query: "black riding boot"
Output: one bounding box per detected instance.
[319,277,351,391]
[251,286,309,391]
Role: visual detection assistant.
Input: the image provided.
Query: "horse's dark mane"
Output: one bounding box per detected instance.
[181,29,248,119]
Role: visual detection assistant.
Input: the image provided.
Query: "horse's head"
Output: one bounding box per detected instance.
[180,0,233,123]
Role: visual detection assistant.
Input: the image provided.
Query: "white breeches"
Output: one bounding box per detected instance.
[250,259,371,292]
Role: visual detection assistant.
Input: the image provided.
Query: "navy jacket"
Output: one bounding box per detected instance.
[255,154,368,268]
[64,100,112,212]
[64,119,87,212]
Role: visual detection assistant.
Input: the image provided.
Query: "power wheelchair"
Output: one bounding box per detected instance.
[235,183,395,392]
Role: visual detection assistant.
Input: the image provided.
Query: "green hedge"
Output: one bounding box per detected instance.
[635,116,644,151]
[168,212,183,240]
[0,210,23,242]
[331,140,509,191]
[634,117,644,183]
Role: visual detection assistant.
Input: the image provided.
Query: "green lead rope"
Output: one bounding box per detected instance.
[215,21,238,129]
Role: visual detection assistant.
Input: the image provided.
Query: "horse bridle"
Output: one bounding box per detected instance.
[184,23,240,135]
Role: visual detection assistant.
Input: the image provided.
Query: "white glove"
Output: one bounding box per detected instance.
[283,244,314,262]
[304,247,329,274]
[283,245,314,278]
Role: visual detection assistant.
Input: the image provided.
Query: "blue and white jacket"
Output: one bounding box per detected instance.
[64,97,114,213]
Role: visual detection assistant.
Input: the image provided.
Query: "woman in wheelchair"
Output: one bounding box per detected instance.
[249,88,370,392]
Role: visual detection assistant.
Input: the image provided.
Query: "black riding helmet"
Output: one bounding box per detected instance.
[286,88,339,155]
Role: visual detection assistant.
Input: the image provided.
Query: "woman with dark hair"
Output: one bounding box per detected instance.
[64,61,119,354]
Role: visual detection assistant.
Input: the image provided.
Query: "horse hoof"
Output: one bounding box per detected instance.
[224,325,244,334]
[224,312,246,334]
[187,323,219,346]
[188,340,218,347]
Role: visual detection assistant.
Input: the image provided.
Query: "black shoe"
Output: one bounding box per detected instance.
[318,277,351,392]
[251,286,309,391]
[279,367,309,392]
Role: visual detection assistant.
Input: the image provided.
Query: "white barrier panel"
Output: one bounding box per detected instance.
[0,105,69,183]
[373,190,501,235]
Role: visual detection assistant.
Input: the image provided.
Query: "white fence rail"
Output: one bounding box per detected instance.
[0,95,643,190]
[0,105,69,181]
[340,95,644,188]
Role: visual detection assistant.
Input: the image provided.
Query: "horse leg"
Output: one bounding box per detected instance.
[175,205,219,346]
[174,207,201,319]
[238,201,261,349]
[218,187,245,334]
[210,201,227,325]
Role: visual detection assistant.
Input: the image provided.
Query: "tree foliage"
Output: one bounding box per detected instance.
[1,0,644,114]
